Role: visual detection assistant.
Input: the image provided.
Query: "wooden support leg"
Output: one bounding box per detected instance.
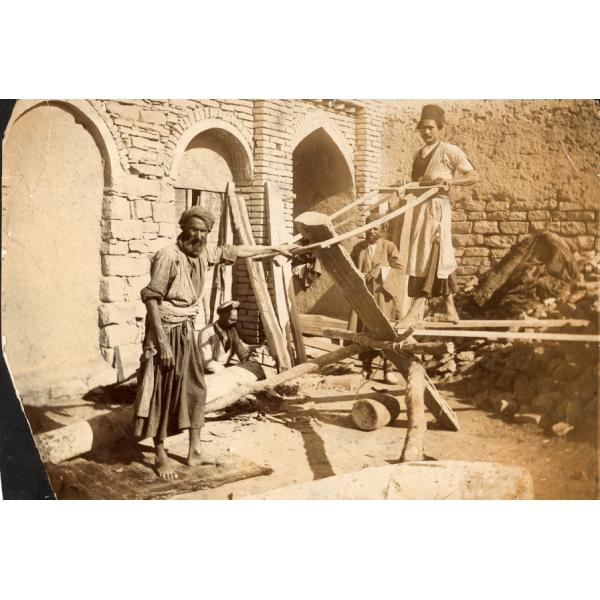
[400,359,426,462]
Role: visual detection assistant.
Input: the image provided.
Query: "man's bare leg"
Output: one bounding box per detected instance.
[443,293,460,323]
[154,437,178,480]
[396,296,427,328]
[187,427,203,466]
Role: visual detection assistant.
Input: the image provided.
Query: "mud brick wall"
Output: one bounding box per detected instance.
[380,100,600,286]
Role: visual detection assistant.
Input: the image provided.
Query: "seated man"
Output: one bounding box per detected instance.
[199,299,266,381]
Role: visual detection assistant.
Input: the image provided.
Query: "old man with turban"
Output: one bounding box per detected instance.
[133,205,284,479]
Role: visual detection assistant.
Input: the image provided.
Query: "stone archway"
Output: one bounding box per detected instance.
[292,126,356,319]
[2,102,112,392]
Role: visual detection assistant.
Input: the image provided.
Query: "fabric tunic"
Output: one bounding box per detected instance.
[407,141,474,280]
[133,241,237,440]
[348,237,404,332]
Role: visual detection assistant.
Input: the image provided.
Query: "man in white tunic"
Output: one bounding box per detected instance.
[399,104,479,325]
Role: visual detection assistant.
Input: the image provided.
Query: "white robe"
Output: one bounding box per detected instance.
[407,141,474,279]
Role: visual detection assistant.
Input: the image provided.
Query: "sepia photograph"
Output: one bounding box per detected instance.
[1,98,598,500]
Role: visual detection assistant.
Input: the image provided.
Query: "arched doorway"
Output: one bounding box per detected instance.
[292,127,355,319]
[171,125,253,319]
[2,104,105,386]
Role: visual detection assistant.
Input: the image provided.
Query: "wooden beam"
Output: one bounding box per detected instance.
[228,184,293,371]
[294,210,459,432]
[411,328,600,343]
[265,181,298,365]
[410,318,590,329]
[291,187,441,256]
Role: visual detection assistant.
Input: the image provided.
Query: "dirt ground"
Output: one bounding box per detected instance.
[152,370,598,500]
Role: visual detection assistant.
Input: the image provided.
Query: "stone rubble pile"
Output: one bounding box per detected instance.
[422,249,599,437]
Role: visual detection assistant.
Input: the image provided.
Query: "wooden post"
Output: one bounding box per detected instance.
[265,181,306,365]
[228,184,293,371]
[294,210,459,432]
[392,192,415,319]
[400,360,426,462]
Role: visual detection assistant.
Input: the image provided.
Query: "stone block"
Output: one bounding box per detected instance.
[452,222,473,234]
[102,255,149,277]
[103,195,131,220]
[99,323,139,348]
[130,163,164,177]
[99,277,126,302]
[143,221,159,233]
[576,236,596,250]
[528,210,550,221]
[106,102,140,121]
[462,201,486,212]
[530,221,560,233]
[124,276,148,302]
[499,221,528,234]
[134,199,153,219]
[107,219,144,241]
[141,110,167,125]
[158,223,177,238]
[561,221,587,235]
[463,247,490,257]
[487,201,510,211]
[152,202,176,224]
[146,237,172,253]
[456,265,479,276]
[452,234,484,247]
[101,241,129,255]
[98,302,138,326]
[486,235,517,248]
[129,240,149,253]
[473,221,499,234]
[467,211,487,221]
[129,148,158,164]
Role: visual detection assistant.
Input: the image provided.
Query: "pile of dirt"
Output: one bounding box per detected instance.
[421,247,599,438]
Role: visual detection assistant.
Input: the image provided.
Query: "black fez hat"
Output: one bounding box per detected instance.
[417,104,445,130]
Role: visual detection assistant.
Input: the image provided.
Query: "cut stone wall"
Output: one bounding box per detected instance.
[381,99,600,285]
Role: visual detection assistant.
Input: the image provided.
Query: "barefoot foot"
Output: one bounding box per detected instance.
[154,445,179,480]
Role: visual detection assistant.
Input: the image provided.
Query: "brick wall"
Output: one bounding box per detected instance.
[89,99,383,361]
[380,100,600,285]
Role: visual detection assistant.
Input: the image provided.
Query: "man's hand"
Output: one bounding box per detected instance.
[366,265,382,284]
[159,340,175,370]
[433,177,451,191]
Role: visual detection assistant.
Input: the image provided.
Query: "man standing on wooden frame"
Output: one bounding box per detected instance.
[399,104,480,325]
[133,206,285,480]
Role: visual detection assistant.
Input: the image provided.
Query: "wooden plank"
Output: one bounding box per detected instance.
[291,187,441,256]
[299,313,347,336]
[409,318,590,329]
[412,328,600,343]
[228,184,293,371]
[265,181,306,365]
[294,210,459,432]
[209,183,235,321]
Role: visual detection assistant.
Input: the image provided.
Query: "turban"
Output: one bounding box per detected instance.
[217,300,240,315]
[417,104,445,130]
[366,212,382,225]
[178,205,215,231]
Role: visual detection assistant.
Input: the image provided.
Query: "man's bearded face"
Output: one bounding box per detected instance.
[180,216,208,257]
[219,308,239,330]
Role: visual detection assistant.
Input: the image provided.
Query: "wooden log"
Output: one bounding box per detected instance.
[299,314,347,336]
[35,344,362,464]
[228,185,293,371]
[205,343,362,413]
[294,210,459,432]
[400,361,426,462]
[352,393,402,431]
[291,187,441,256]
[243,461,535,500]
[393,193,415,318]
[412,328,600,343]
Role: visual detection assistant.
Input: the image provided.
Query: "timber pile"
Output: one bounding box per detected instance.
[422,249,600,437]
